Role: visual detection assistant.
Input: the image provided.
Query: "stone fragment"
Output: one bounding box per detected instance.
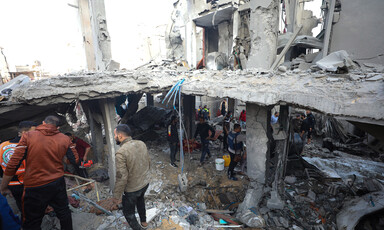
[278,65,287,72]
[267,191,285,210]
[284,176,297,184]
[307,190,316,202]
[279,216,289,228]
[366,74,383,81]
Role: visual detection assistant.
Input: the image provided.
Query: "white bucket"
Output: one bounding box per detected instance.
[215,158,225,171]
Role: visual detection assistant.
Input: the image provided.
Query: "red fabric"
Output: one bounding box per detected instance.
[74,137,90,160]
[239,111,246,122]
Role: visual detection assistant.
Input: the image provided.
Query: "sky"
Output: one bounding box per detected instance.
[0,0,322,75]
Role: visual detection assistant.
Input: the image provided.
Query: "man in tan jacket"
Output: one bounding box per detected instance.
[113,124,151,230]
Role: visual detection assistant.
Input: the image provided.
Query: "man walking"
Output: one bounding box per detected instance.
[227,124,245,181]
[193,116,215,166]
[0,121,37,212]
[0,115,78,230]
[167,115,179,168]
[113,124,151,230]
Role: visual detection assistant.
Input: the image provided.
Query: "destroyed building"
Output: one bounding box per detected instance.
[1,0,384,229]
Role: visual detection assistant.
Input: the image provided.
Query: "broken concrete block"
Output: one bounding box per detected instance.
[238,209,265,228]
[366,74,383,81]
[279,216,289,228]
[137,77,149,84]
[326,77,341,82]
[267,191,285,210]
[106,60,120,71]
[349,74,364,81]
[278,65,287,72]
[304,52,320,63]
[284,176,297,184]
[307,190,316,202]
[292,225,304,230]
[316,50,357,72]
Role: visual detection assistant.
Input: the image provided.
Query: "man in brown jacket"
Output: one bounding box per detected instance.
[0,115,79,230]
[113,124,151,230]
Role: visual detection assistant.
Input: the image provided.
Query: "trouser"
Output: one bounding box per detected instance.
[169,142,177,164]
[122,184,149,230]
[22,177,72,230]
[223,133,228,150]
[200,139,211,163]
[9,184,24,212]
[228,151,238,177]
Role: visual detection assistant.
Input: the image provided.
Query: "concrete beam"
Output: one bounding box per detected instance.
[99,98,118,189]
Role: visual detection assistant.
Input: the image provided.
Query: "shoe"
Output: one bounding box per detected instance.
[140,222,148,229]
[228,175,238,181]
[170,163,178,168]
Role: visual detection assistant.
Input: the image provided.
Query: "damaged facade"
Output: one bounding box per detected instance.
[1,0,384,229]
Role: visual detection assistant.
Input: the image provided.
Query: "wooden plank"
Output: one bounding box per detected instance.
[271,25,303,71]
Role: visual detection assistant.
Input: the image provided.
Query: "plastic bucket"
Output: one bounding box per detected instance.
[215,159,225,171]
[223,155,231,167]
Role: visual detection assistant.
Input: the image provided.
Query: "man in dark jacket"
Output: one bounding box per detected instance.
[193,116,215,165]
[0,115,79,230]
[167,116,179,168]
[222,111,232,150]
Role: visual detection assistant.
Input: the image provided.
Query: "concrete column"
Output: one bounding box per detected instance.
[247,0,279,69]
[237,103,271,213]
[78,0,96,70]
[185,20,197,68]
[99,98,118,189]
[232,10,240,52]
[183,95,196,139]
[87,108,104,163]
[246,103,270,183]
[218,21,230,57]
[146,93,154,107]
[89,0,112,71]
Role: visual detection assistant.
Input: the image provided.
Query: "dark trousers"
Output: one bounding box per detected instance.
[223,132,228,150]
[122,184,149,230]
[169,142,177,164]
[22,177,72,230]
[200,139,211,163]
[228,151,238,177]
[9,184,24,212]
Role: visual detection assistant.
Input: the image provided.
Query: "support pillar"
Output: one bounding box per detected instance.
[87,108,104,163]
[183,95,196,139]
[228,98,235,114]
[99,98,118,189]
[232,10,240,52]
[247,0,279,69]
[89,0,112,71]
[147,93,154,107]
[238,103,271,213]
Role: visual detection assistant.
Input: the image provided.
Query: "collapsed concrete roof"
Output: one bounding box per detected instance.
[7,67,384,126]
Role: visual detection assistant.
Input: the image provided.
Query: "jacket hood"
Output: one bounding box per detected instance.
[36,124,60,136]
